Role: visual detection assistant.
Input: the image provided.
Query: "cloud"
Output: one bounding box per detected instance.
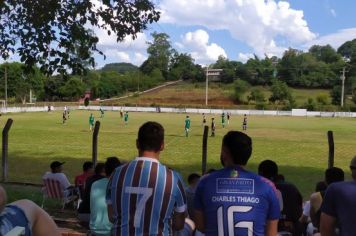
[304,28,356,50]
[159,0,316,57]
[178,29,227,64]
[237,53,255,63]
[330,9,337,17]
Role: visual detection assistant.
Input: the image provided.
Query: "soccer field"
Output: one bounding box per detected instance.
[1,110,356,198]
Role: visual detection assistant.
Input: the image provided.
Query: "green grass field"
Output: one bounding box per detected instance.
[1,110,356,200]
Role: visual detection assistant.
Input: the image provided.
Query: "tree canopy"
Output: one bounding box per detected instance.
[0,0,160,75]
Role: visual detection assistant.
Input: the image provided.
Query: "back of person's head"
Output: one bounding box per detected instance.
[0,185,7,213]
[83,161,93,172]
[258,160,278,181]
[105,157,121,177]
[351,156,356,180]
[94,163,105,175]
[187,173,201,185]
[137,122,164,152]
[325,167,344,185]
[222,131,252,166]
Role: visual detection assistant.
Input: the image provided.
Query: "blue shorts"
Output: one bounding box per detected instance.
[0,205,31,236]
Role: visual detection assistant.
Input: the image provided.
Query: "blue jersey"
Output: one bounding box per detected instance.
[194,166,280,236]
[106,157,187,236]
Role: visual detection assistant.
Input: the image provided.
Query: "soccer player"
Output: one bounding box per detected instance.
[227,112,231,125]
[185,115,191,137]
[124,111,129,125]
[100,107,104,118]
[242,114,247,131]
[193,131,280,236]
[62,111,67,124]
[221,112,226,128]
[89,113,95,131]
[202,113,207,126]
[211,118,216,137]
[106,121,187,235]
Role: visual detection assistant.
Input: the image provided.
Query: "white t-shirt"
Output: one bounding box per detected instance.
[43,172,71,189]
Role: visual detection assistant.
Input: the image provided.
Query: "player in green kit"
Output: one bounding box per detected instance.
[89,113,95,131]
[124,111,129,125]
[185,115,191,137]
[221,112,226,128]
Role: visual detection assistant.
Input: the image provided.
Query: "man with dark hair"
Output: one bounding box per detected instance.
[211,118,216,137]
[310,167,344,232]
[78,163,106,225]
[194,131,280,236]
[186,173,201,217]
[185,115,191,137]
[107,122,187,235]
[258,159,303,235]
[320,156,356,236]
[75,161,94,195]
[90,157,121,235]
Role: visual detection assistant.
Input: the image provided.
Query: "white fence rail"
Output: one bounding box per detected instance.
[1,105,355,118]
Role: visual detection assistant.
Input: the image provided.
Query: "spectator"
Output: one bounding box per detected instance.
[194,131,280,236]
[77,162,105,225]
[186,173,201,217]
[310,167,344,231]
[107,121,187,235]
[258,160,303,235]
[320,156,356,236]
[43,161,71,189]
[0,185,60,236]
[90,157,121,235]
[74,161,94,196]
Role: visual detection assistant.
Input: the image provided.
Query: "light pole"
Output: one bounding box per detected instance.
[4,64,7,108]
[340,67,347,107]
[205,67,223,106]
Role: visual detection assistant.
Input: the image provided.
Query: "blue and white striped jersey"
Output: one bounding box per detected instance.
[107,157,187,236]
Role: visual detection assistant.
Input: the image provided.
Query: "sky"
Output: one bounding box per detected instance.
[3,0,356,68]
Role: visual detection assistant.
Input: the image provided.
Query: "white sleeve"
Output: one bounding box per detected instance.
[59,173,71,189]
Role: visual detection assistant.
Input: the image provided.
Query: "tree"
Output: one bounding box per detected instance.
[233,79,250,103]
[0,62,46,103]
[59,77,85,100]
[0,1,160,75]
[269,79,292,104]
[168,53,196,80]
[309,45,341,64]
[142,32,175,79]
[101,63,138,74]
[330,85,342,105]
[247,88,265,103]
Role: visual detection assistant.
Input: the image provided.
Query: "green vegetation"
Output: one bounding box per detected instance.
[1,110,356,200]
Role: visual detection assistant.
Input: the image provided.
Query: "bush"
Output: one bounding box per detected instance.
[255,102,266,110]
[234,79,250,103]
[316,94,329,105]
[304,98,317,111]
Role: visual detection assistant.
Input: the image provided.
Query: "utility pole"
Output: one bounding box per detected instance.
[205,66,209,106]
[4,64,7,108]
[205,67,223,106]
[340,67,347,107]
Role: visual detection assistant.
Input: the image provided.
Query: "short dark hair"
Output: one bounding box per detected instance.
[187,173,201,184]
[94,163,105,175]
[137,122,164,152]
[83,161,93,172]
[222,131,252,165]
[325,167,344,185]
[105,157,121,176]
[258,160,278,180]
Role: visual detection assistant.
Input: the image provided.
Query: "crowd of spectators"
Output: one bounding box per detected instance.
[1,121,356,235]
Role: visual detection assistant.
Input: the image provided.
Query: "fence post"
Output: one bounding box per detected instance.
[92,121,101,166]
[327,131,334,168]
[2,119,13,182]
[202,125,209,175]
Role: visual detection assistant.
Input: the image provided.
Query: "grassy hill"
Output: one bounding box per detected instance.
[101,81,338,110]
